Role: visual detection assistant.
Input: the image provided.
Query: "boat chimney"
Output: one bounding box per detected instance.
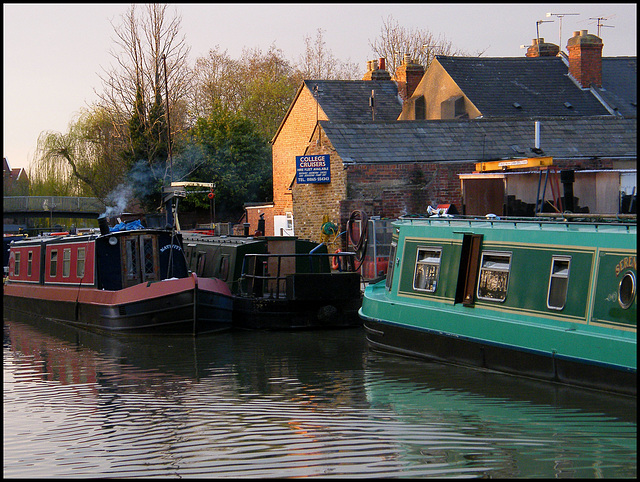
[535,121,541,149]
[98,214,110,235]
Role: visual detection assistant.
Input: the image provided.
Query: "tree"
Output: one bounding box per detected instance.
[191,44,301,141]
[298,28,360,80]
[185,107,272,220]
[96,4,193,210]
[29,106,128,200]
[369,15,474,75]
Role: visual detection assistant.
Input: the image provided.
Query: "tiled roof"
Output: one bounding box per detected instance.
[304,80,403,122]
[320,117,637,164]
[435,56,613,117]
[595,57,637,117]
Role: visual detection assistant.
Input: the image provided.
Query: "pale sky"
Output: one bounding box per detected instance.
[3,3,637,170]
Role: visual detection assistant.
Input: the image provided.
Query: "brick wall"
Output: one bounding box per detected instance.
[290,129,346,247]
[271,84,328,227]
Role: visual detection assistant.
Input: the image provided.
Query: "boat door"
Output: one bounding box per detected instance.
[120,234,160,288]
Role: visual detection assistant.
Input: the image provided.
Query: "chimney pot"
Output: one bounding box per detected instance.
[379,57,385,70]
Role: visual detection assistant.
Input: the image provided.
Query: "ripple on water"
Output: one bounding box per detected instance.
[3,319,637,478]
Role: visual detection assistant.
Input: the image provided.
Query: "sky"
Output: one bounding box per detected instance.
[3,3,637,170]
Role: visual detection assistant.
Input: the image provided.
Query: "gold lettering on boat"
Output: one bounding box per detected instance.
[615,256,637,276]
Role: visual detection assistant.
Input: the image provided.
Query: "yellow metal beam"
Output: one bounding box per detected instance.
[171,181,214,189]
[475,157,553,172]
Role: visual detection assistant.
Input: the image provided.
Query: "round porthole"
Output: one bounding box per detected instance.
[618,272,636,309]
[108,237,118,246]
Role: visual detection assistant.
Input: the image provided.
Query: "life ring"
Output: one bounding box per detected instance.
[331,249,341,271]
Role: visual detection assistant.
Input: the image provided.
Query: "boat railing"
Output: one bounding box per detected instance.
[239,252,357,299]
[398,213,637,229]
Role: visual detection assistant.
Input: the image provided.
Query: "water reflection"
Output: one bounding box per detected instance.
[4,313,636,478]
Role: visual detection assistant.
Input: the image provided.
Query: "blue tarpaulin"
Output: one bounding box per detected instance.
[110,219,145,232]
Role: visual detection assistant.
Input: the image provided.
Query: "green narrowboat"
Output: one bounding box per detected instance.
[359,214,637,395]
[182,232,362,330]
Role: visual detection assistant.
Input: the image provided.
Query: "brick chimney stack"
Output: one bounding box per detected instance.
[362,58,391,80]
[525,38,560,57]
[393,54,425,101]
[567,30,603,88]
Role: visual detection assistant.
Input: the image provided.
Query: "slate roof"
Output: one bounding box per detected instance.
[303,80,403,122]
[595,57,637,117]
[435,56,614,117]
[320,117,636,164]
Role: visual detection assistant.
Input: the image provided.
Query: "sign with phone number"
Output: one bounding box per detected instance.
[296,154,330,184]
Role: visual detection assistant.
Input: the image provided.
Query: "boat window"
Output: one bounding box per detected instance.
[413,247,442,293]
[62,248,71,277]
[385,241,397,291]
[50,250,58,278]
[477,251,511,302]
[77,247,85,278]
[125,239,138,280]
[219,255,230,281]
[27,251,32,277]
[197,252,206,277]
[547,256,571,310]
[142,237,155,278]
[619,272,636,310]
[14,252,20,276]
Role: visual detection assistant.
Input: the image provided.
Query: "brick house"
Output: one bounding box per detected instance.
[3,157,30,197]
[251,30,636,245]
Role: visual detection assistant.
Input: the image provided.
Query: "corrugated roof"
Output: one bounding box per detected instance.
[320,117,637,164]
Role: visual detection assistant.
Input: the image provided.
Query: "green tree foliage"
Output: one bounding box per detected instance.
[184,106,272,220]
[191,44,300,141]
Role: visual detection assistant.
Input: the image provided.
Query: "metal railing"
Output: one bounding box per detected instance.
[239,252,357,299]
[3,196,105,213]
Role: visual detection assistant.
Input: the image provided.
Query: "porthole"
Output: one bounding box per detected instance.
[618,272,636,309]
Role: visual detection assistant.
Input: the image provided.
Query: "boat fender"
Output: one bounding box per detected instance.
[331,249,342,271]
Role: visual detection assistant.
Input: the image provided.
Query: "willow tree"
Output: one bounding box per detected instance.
[29,106,127,201]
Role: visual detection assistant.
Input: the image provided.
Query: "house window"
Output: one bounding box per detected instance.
[414,95,426,120]
[413,247,442,292]
[50,250,58,278]
[385,241,397,291]
[286,212,294,231]
[547,256,571,310]
[77,247,86,278]
[14,252,20,276]
[27,251,32,277]
[62,248,71,277]
[477,251,511,302]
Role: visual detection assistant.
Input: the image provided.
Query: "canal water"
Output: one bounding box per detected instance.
[4,314,636,478]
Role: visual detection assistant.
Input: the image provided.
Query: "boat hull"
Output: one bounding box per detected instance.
[362,316,636,396]
[234,296,362,330]
[4,273,233,335]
